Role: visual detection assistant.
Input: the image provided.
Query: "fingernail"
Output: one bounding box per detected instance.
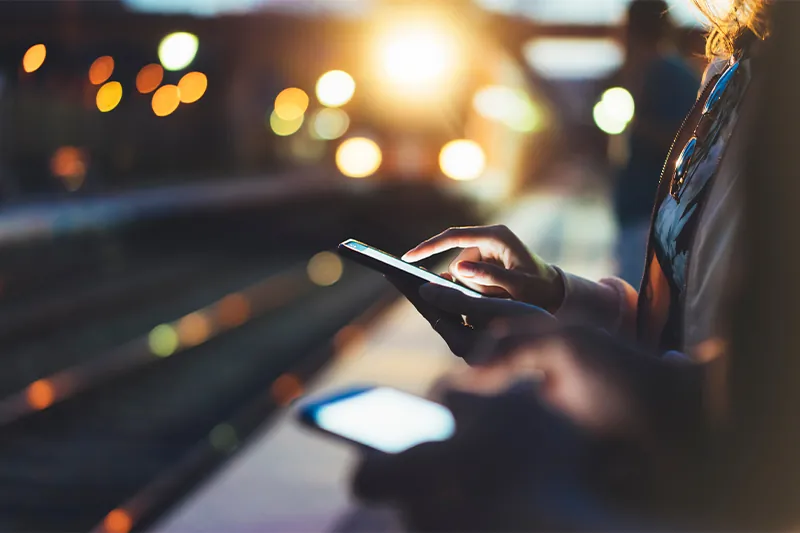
[401,252,414,261]
[457,261,479,277]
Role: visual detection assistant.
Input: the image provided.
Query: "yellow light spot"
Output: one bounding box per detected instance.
[152,84,181,117]
[104,509,132,533]
[593,87,635,135]
[177,312,211,347]
[473,86,541,133]
[311,108,350,141]
[27,380,55,410]
[209,423,238,453]
[136,63,164,94]
[335,137,382,178]
[274,88,309,121]
[376,24,457,92]
[22,44,46,73]
[217,293,251,328]
[158,32,198,71]
[88,56,114,85]
[177,71,207,103]
[315,70,355,108]
[439,140,485,181]
[96,81,122,113]
[307,251,343,287]
[269,110,304,137]
[50,146,87,191]
[271,374,303,406]
[149,324,179,357]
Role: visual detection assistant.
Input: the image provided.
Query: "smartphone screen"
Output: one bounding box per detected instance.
[302,387,456,453]
[340,239,482,298]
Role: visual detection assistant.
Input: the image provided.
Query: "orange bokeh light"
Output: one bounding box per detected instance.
[89,56,114,85]
[271,374,303,406]
[217,293,251,328]
[22,44,46,73]
[178,71,207,104]
[136,63,164,94]
[177,312,211,347]
[50,146,87,191]
[104,509,132,533]
[274,88,309,121]
[151,84,180,117]
[27,380,55,410]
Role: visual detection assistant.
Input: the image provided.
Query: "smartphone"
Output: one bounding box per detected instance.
[298,386,456,454]
[338,239,483,298]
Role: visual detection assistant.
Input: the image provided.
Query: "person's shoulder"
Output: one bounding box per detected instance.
[656,55,701,84]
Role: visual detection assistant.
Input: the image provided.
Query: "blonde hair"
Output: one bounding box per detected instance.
[693,0,769,58]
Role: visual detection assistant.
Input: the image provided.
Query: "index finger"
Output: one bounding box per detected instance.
[401,227,504,262]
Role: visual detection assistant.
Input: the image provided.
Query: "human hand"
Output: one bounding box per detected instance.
[402,225,565,312]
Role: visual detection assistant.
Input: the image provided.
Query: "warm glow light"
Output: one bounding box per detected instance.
[178,71,207,103]
[217,293,250,328]
[274,88,309,121]
[50,146,87,191]
[158,32,199,71]
[336,137,382,178]
[22,44,46,73]
[271,374,303,406]
[96,81,123,112]
[473,86,542,133]
[209,423,238,453]
[149,324,179,357]
[593,87,635,135]
[439,140,486,181]
[136,64,164,94]
[269,110,304,137]
[27,380,55,410]
[89,56,115,85]
[104,509,132,533]
[307,252,344,286]
[177,312,211,347]
[376,24,457,92]
[152,84,181,117]
[316,70,356,107]
[523,38,623,79]
[311,108,350,140]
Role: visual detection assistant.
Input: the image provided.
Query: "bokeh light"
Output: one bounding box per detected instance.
[311,108,350,140]
[315,70,356,107]
[177,71,207,103]
[26,380,55,410]
[88,56,114,85]
[336,137,382,178]
[209,423,238,453]
[217,293,250,328]
[149,324,179,357]
[104,509,132,533]
[96,81,123,113]
[274,88,309,121]
[136,64,164,94]
[439,140,486,181]
[177,312,211,347]
[593,87,635,135]
[289,134,326,163]
[307,251,344,286]
[50,146,87,191]
[152,84,181,117]
[473,86,542,133]
[377,24,456,92]
[269,110,304,137]
[22,44,46,73]
[158,32,199,71]
[271,374,303,406]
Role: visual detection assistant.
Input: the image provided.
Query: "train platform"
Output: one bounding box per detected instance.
[150,188,617,533]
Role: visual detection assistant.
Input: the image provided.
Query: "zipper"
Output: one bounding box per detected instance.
[636,72,721,342]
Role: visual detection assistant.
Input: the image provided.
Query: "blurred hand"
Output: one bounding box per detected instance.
[386,276,556,363]
[402,225,564,312]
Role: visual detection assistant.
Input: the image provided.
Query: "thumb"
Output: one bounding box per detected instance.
[454,261,528,299]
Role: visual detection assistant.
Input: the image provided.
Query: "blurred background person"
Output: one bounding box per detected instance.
[613,0,700,285]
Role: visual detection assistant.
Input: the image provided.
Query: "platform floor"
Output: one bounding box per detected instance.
[150,190,618,533]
